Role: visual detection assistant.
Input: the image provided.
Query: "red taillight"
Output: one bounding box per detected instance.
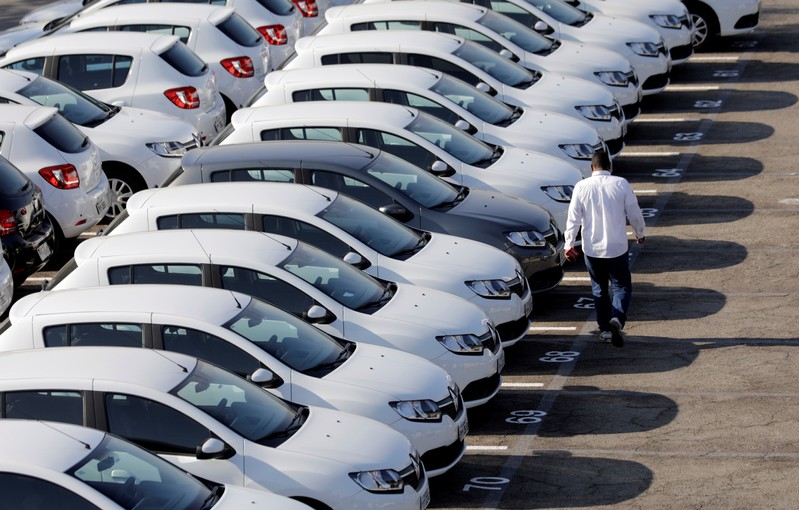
[39,164,80,190]
[220,56,255,78]
[0,210,16,236]
[291,0,318,17]
[164,87,201,109]
[258,25,288,45]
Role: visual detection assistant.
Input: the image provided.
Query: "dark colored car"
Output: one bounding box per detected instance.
[163,140,565,291]
[0,155,55,285]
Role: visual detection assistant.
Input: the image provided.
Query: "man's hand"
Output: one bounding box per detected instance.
[636,236,646,245]
[564,247,580,262]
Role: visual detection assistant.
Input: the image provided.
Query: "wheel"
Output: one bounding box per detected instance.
[688,4,718,49]
[104,168,143,222]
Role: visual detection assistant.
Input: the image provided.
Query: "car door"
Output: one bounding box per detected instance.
[2,388,88,426]
[35,319,149,348]
[50,53,136,107]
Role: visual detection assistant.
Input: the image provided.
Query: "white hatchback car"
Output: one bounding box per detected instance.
[455,0,672,95]
[0,347,431,509]
[0,32,226,144]
[48,228,506,408]
[218,101,582,229]
[0,104,110,246]
[108,182,534,344]
[1,284,469,476]
[255,64,606,173]
[285,31,627,150]
[321,1,643,123]
[0,68,199,220]
[680,0,760,48]
[63,4,269,116]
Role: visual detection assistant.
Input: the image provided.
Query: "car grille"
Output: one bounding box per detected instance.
[437,386,465,421]
[670,44,694,62]
[398,453,426,491]
[529,264,565,293]
[625,69,638,87]
[642,72,670,92]
[606,136,625,156]
[478,324,500,355]
[656,42,668,57]
[609,102,624,123]
[496,314,530,341]
[622,101,642,121]
[461,372,501,403]
[420,438,465,473]
[506,272,527,298]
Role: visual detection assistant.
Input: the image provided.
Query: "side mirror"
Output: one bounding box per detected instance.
[196,438,235,460]
[304,304,335,324]
[499,48,513,59]
[111,100,127,107]
[343,251,371,270]
[475,82,491,93]
[454,119,470,131]
[249,367,283,388]
[378,203,414,223]
[430,160,455,178]
[534,20,549,32]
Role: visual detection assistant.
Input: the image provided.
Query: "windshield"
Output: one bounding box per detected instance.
[279,242,387,310]
[0,157,32,196]
[225,297,347,374]
[406,112,494,165]
[68,434,210,510]
[366,152,460,208]
[452,39,535,87]
[431,74,514,124]
[19,75,113,127]
[478,9,557,53]
[320,195,421,257]
[174,360,301,444]
[523,0,589,25]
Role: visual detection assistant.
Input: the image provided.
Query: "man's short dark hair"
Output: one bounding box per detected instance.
[591,149,612,172]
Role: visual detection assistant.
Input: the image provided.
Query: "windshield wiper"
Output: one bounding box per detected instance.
[474,147,503,166]
[260,408,307,441]
[307,342,356,372]
[198,485,224,510]
[357,284,395,311]
[432,188,467,209]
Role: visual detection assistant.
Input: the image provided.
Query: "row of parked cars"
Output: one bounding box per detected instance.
[0,0,760,508]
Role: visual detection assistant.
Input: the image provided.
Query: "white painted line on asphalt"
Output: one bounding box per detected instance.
[501,382,545,388]
[23,277,47,282]
[637,117,702,122]
[536,449,799,459]
[466,446,509,451]
[618,151,681,157]
[665,85,721,91]
[528,326,577,331]
[562,276,590,281]
[689,56,740,62]
[634,189,658,194]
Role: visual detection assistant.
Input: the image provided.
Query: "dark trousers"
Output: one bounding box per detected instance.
[584,252,632,331]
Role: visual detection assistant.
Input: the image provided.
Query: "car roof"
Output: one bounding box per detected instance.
[0,68,39,93]
[263,64,442,92]
[9,284,254,326]
[74,229,299,268]
[230,101,420,130]
[3,31,177,58]
[69,3,235,30]
[127,181,336,216]
[0,420,105,471]
[0,103,58,128]
[293,30,463,56]
[325,1,487,23]
[180,140,380,169]
[0,346,197,392]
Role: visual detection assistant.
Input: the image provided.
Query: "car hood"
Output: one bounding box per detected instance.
[538,39,634,74]
[327,343,451,401]
[451,188,553,230]
[96,106,197,142]
[216,485,312,510]
[513,107,603,145]
[579,14,662,43]
[280,406,413,468]
[487,146,584,185]
[19,0,81,25]
[0,22,48,55]
[375,283,489,335]
[409,232,519,279]
[528,70,616,106]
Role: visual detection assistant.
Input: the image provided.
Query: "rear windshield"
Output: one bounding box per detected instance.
[0,157,31,196]
[255,0,295,16]
[34,113,90,154]
[159,42,207,77]
[217,12,263,47]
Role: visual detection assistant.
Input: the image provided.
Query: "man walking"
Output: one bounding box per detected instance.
[563,149,646,347]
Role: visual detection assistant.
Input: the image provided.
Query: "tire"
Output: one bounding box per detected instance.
[687,4,718,49]
[104,168,144,222]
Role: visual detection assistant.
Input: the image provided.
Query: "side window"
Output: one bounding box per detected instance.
[219,266,315,317]
[43,323,143,348]
[320,52,393,65]
[56,54,133,90]
[431,22,503,51]
[105,393,210,455]
[406,54,479,86]
[107,264,203,286]
[350,20,422,31]
[291,88,369,102]
[260,215,350,258]
[3,57,45,75]
[118,24,191,44]
[356,128,437,170]
[227,168,295,182]
[310,170,393,210]
[0,473,100,510]
[4,390,84,425]
[155,213,246,230]
[383,89,459,124]
[280,127,342,142]
[489,0,541,24]
[161,326,261,378]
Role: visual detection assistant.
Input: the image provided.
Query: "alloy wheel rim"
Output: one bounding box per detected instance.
[105,177,134,220]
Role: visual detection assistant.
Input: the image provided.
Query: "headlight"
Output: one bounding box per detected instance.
[575,104,612,121]
[437,333,484,354]
[466,279,511,299]
[146,140,193,157]
[594,70,630,87]
[349,469,404,493]
[559,143,595,160]
[505,230,547,248]
[649,14,682,29]
[390,400,442,421]
[626,41,660,57]
[541,185,574,203]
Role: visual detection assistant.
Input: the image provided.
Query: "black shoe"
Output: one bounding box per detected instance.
[609,317,624,348]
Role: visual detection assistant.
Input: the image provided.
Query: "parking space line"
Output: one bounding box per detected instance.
[688,56,740,62]
[533,449,799,459]
[528,326,577,331]
[665,85,721,92]
[466,446,509,451]
[635,117,703,122]
[633,189,658,194]
[617,151,681,157]
[501,382,545,388]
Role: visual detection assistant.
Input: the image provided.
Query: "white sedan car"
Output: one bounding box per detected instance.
[2,284,469,476]
[218,101,582,229]
[109,182,533,345]
[0,420,312,510]
[679,0,761,49]
[0,347,431,509]
[48,228,506,408]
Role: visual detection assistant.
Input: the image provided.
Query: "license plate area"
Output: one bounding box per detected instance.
[458,418,469,442]
[36,242,52,262]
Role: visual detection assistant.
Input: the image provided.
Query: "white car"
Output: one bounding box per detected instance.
[285,31,627,150]
[0,347,431,509]
[0,32,226,144]
[321,1,643,124]
[0,248,12,316]
[0,68,199,220]
[0,420,314,510]
[62,4,269,115]
[2,284,469,476]
[564,0,694,64]
[0,104,110,246]
[256,64,607,172]
[48,228,506,408]
[108,182,534,345]
[456,0,672,95]
[218,101,581,229]
[680,0,760,48]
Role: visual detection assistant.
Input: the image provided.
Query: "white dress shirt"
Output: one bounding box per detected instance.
[564,170,646,258]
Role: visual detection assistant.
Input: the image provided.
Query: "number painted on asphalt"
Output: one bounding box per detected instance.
[652,168,683,178]
[463,477,510,492]
[574,297,594,309]
[540,351,581,363]
[713,70,739,78]
[732,40,758,48]
[506,410,547,424]
[641,208,658,218]
[694,100,722,108]
[673,132,703,141]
